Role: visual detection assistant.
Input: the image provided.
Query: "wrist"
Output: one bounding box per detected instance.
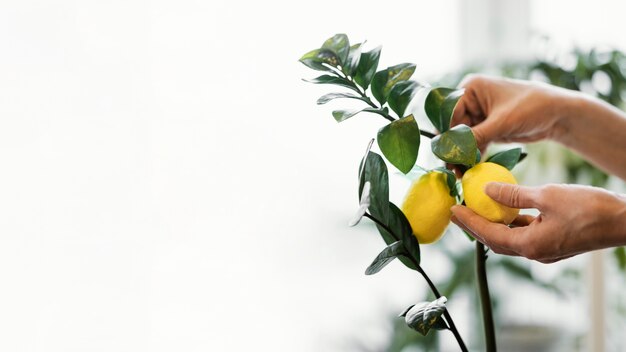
[549,90,587,144]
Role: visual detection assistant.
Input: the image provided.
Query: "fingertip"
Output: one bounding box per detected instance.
[484,182,504,197]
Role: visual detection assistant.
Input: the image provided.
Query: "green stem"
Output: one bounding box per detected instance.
[476,241,496,351]
[337,72,437,138]
[363,213,468,352]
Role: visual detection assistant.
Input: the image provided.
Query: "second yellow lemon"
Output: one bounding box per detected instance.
[461,162,520,224]
[401,171,456,244]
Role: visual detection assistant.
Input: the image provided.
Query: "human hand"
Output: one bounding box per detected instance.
[451,75,577,150]
[450,182,626,263]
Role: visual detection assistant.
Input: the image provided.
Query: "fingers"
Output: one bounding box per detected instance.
[484,182,541,209]
[450,205,521,255]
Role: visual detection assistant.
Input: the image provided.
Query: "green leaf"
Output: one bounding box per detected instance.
[299,48,340,72]
[431,124,478,166]
[358,139,375,185]
[365,241,406,275]
[388,80,420,118]
[332,107,390,122]
[434,167,459,198]
[354,46,382,89]
[303,75,360,94]
[424,88,464,132]
[400,297,448,336]
[321,34,350,67]
[371,63,416,105]
[317,92,366,105]
[332,109,361,122]
[375,203,420,270]
[359,152,389,224]
[377,115,421,174]
[440,90,465,131]
[486,148,523,170]
[344,43,363,76]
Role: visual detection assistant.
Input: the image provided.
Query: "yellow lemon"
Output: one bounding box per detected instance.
[461,162,520,224]
[401,171,456,244]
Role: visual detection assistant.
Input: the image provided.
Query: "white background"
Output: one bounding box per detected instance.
[0,1,625,351]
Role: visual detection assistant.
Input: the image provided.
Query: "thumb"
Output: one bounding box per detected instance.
[484,182,540,209]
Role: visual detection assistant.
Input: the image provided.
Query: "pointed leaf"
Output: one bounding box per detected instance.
[332,109,363,122]
[371,63,416,105]
[431,124,478,166]
[321,34,350,66]
[365,241,406,275]
[388,80,421,117]
[441,89,465,131]
[425,88,464,132]
[375,203,420,270]
[303,75,360,94]
[377,115,421,174]
[486,148,523,170]
[354,46,382,89]
[358,139,375,185]
[344,43,363,76]
[332,108,390,122]
[299,48,340,72]
[358,152,389,224]
[317,92,365,105]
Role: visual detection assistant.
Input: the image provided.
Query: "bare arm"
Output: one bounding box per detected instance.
[556,94,626,180]
[452,74,626,180]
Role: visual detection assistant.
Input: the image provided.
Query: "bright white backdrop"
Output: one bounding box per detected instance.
[0,1,461,351]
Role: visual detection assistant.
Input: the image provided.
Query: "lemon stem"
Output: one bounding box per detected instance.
[363,213,468,352]
[476,241,496,351]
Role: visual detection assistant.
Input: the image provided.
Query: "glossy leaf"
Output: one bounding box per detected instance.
[349,182,371,227]
[375,203,420,270]
[358,139,375,184]
[400,296,448,336]
[431,124,478,166]
[371,63,416,105]
[358,152,389,224]
[377,115,421,174]
[332,107,389,122]
[303,75,361,94]
[321,34,350,66]
[388,80,420,118]
[317,92,365,105]
[425,88,464,132]
[354,46,382,89]
[365,241,406,275]
[344,43,363,76]
[440,89,465,131]
[299,48,340,72]
[486,148,523,170]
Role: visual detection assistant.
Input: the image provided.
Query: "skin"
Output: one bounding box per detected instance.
[448,74,626,263]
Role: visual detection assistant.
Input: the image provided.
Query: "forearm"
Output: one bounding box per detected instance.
[555,93,626,180]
